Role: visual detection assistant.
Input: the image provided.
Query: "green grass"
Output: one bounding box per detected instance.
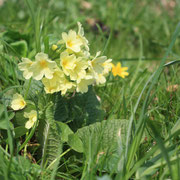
[0,0,180,179]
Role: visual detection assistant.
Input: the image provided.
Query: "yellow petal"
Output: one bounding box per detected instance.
[25,120,34,129]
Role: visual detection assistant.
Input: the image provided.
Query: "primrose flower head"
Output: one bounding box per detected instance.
[18,58,34,79]
[76,78,94,93]
[62,30,83,53]
[11,93,26,111]
[95,73,106,85]
[59,77,76,95]
[24,110,37,129]
[30,52,57,80]
[68,57,88,83]
[42,68,64,94]
[60,51,77,76]
[111,62,129,78]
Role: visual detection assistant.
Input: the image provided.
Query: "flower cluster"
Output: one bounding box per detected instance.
[18,22,112,95]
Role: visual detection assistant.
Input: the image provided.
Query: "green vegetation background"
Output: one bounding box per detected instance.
[0,0,180,179]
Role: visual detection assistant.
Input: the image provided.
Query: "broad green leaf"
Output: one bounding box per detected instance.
[10,40,28,57]
[76,119,128,154]
[69,86,104,130]
[56,121,73,142]
[54,95,69,122]
[54,87,105,132]
[1,30,29,58]
[1,30,29,43]
[68,133,83,153]
[14,126,28,138]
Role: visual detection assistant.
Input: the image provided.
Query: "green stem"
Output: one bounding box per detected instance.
[5,144,8,153]
[24,78,32,99]
[0,145,10,158]
[18,119,38,152]
[24,132,29,157]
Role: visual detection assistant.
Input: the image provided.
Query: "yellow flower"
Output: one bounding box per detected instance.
[111,62,129,78]
[102,59,112,75]
[18,58,34,79]
[89,52,107,74]
[42,68,64,94]
[69,57,88,83]
[77,22,89,51]
[60,51,76,76]
[42,66,76,95]
[93,59,112,85]
[24,110,37,129]
[59,78,75,95]
[62,30,83,52]
[30,52,57,80]
[95,73,106,85]
[11,93,26,111]
[76,78,94,93]
[92,59,112,85]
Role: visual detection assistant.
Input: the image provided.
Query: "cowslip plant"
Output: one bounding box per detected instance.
[0,21,131,179]
[0,20,129,180]
[4,22,116,176]
[11,22,113,136]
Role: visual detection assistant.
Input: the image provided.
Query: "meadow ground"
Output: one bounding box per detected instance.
[0,0,180,179]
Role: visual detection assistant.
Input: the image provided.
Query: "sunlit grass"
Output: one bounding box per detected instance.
[0,0,180,179]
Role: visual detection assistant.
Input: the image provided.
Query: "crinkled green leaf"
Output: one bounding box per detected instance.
[54,87,105,132]
[54,95,69,122]
[76,119,128,154]
[68,133,83,153]
[40,102,62,169]
[68,86,104,131]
